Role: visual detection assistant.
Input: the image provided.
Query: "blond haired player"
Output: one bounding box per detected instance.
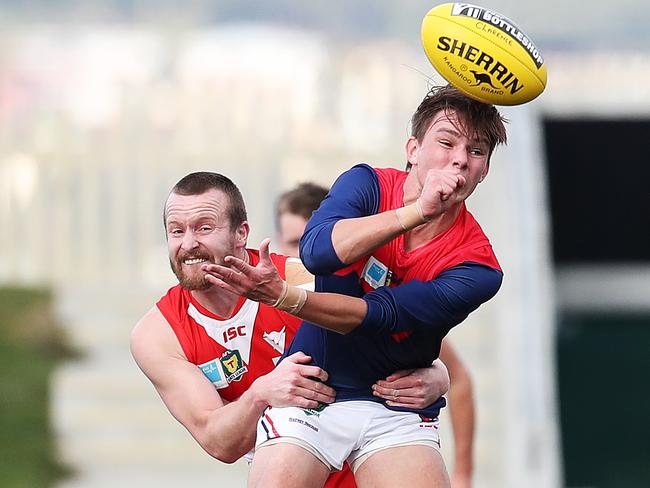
[204,85,507,488]
[275,181,476,488]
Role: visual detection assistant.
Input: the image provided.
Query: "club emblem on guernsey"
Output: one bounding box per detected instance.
[263,326,286,355]
[220,349,248,383]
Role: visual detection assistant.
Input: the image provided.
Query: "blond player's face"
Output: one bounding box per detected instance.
[164,189,246,290]
[277,212,308,258]
[407,109,490,200]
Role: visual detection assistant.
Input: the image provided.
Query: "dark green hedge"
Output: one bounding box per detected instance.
[0,286,76,488]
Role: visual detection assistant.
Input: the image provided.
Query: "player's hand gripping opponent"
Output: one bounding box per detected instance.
[372,360,450,409]
[250,351,336,409]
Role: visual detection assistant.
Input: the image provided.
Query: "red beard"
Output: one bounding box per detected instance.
[170,250,214,291]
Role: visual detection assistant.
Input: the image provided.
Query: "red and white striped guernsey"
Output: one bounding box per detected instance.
[156,249,301,403]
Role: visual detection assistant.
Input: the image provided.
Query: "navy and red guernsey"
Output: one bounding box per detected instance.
[290,163,503,418]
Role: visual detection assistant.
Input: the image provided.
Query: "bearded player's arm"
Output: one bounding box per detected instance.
[440,339,475,488]
[130,306,335,463]
[206,248,501,339]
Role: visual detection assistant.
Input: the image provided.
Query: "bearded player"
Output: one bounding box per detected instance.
[130,172,451,487]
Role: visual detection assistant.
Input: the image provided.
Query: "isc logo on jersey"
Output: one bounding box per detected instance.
[222,325,246,343]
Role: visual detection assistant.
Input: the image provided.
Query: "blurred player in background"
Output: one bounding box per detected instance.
[276,183,329,258]
[275,181,476,488]
[131,172,451,488]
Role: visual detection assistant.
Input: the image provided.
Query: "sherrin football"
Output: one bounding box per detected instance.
[421,3,547,105]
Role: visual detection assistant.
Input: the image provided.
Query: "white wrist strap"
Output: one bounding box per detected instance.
[395,199,428,230]
[271,280,307,315]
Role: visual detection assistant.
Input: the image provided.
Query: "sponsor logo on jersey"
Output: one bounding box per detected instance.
[187,300,258,365]
[220,349,248,383]
[222,324,247,343]
[198,358,229,389]
[361,255,389,289]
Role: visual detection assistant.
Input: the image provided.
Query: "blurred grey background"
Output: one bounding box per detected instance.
[1,1,649,487]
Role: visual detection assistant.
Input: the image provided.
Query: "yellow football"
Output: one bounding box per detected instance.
[421,3,547,105]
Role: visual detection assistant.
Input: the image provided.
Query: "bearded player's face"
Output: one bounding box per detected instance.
[164,189,244,291]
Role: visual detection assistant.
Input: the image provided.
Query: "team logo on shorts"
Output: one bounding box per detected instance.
[302,403,328,417]
[220,349,248,383]
[418,415,440,432]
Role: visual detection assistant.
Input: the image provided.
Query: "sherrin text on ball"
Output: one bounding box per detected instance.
[422,3,547,105]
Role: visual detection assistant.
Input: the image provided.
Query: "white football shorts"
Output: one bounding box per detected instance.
[256,400,441,472]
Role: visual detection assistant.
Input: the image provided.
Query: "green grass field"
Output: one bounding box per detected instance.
[0,286,77,488]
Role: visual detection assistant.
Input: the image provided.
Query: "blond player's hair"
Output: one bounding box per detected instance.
[407,84,508,170]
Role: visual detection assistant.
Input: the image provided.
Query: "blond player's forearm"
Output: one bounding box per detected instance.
[331,202,427,265]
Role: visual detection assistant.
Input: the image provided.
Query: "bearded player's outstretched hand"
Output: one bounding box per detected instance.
[202,238,285,305]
